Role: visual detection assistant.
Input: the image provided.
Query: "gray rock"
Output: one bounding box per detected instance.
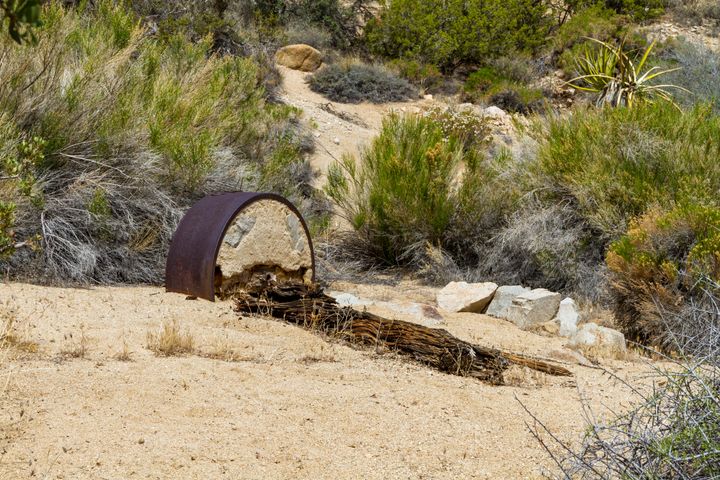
[555,297,580,337]
[436,281,498,313]
[486,285,530,318]
[505,288,562,329]
[223,216,256,248]
[569,323,626,353]
[330,292,373,308]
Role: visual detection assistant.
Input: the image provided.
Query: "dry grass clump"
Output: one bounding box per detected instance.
[529,290,720,479]
[0,302,38,355]
[60,324,90,359]
[667,0,720,27]
[146,320,195,357]
[114,334,132,362]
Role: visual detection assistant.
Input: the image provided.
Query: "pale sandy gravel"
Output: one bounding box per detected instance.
[0,281,659,480]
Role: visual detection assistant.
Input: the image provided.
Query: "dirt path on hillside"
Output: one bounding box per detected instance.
[277,65,433,186]
[1,281,659,479]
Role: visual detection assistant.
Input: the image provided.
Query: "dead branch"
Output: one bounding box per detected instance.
[233,282,572,385]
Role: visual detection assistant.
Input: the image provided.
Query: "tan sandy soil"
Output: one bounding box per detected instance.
[1,281,659,480]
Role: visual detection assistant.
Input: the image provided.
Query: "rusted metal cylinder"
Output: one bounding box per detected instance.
[165,192,315,301]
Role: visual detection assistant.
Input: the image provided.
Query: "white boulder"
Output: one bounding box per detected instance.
[569,323,626,353]
[486,285,531,318]
[436,281,498,313]
[505,288,562,329]
[555,297,580,337]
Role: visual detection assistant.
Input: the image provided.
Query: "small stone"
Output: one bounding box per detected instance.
[423,94,433,100]
[331,292,372,307]
[505,288,562,329]
[333,137,340,145]
[569,323,626,353]
[486,285,530,318]
[555,297,580,337]
[436,281,498,313]
[138,438,145,445]
[484,106,509,118]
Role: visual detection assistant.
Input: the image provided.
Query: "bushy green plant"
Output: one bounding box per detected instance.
[527,102,720,339]
[554,4,626,72]
[534,103,720,240]
[463,67,545,113]
[386,59,443,92]
[365,0,548,70]
[0,0,41,43]
[607,205,720,347]
[603,0,665,19]
[567,38,687,108]
[554,5,624,52]
[325,113,483,264]
[308,62,417,104]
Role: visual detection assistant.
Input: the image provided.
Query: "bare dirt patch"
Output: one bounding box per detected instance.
[0,281,658,479]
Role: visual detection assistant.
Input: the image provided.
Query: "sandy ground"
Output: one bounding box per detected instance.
[0,280,658,480]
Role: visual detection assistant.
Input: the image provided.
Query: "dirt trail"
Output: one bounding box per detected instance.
[277,65,433,186]
[1,281,657,480]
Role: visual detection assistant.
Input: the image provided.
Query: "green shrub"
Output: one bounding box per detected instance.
[463,67,545,113]
[365,0,548,70]
[308,62,417,104]
[554,4,626,72]
[602,0,665,19]
[0,1,316,283]
[527,102,720,339]
[325,113,483,265]
[607,205,720,347]
[554,5,623,52]
[386,59,443,92]
[533,103,720,240]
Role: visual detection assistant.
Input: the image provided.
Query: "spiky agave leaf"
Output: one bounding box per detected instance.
[566,37,690,109]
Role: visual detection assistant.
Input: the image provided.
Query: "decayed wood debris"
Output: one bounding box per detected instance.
[233,282,572,385]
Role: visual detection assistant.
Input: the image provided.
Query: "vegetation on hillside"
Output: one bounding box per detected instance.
[0,2,318,283]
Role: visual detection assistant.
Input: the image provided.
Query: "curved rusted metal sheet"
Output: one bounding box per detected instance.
[165,192,316,301]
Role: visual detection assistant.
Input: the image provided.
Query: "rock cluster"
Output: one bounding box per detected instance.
[435,281,626,352]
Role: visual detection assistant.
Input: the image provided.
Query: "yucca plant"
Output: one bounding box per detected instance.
[568,38,689,108]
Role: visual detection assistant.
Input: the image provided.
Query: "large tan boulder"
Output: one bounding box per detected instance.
[436,281,498,313]
[275,44,323,72]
